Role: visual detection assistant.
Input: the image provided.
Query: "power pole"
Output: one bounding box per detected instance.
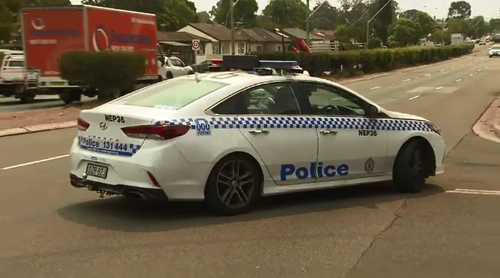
[230,0,235,55]
[306,0,310,45]
[366,0,392,49]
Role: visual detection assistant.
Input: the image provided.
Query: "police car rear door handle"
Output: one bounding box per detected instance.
[320,130,337,135]
[248,129,269,134]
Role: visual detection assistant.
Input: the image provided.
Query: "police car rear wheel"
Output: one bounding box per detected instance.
[393,141,426,193]
[205,155,261,216]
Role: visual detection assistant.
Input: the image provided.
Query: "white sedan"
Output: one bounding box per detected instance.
[70,59,445,216]
[163,56,194,79]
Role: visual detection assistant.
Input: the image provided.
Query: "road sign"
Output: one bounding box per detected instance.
[191,39,201,51]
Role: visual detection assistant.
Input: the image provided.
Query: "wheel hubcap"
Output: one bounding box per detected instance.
[216,160,255,209]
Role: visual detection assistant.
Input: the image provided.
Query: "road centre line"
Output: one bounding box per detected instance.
[436,86,443,90]
[447,189,500,196]
[370,86,381,90]
[408,95,421,101]
[1,154,70,170]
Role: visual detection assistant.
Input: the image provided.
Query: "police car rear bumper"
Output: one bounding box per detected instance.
[70,174,169,200]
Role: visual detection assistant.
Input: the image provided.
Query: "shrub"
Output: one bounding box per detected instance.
[60,51,146,91]
[367,38,382,49]
[253,44,474,77]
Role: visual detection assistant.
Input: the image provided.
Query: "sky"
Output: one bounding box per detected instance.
[70,0,499,20]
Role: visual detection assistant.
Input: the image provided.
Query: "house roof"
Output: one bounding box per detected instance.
[240,28,291,42]
[189,23,249,41]
[281,28,324,40]
[157,31,210,42]
[314,29,336,40]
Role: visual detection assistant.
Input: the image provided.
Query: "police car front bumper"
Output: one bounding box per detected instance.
[70,174,168,200]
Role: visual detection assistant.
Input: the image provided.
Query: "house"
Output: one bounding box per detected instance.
[240,27,291,53]
[178,23,250,62]
[157,31,210,64]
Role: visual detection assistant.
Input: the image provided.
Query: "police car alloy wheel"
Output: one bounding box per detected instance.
[205,154,262,216]
[393,140,427,193]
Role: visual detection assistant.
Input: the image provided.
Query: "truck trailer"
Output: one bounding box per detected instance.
[21,5,167,104]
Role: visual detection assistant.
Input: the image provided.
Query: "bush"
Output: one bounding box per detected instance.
[368,38,382,49]
[253,44,474,77]
[60,51,146,91]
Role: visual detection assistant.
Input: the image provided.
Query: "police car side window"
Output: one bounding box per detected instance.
[211,83,301,115]
[299,83,366,117]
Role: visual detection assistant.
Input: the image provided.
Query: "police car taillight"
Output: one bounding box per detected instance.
[77,117,90,131]
[121,124,190,140]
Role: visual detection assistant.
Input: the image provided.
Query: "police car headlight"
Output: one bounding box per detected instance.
[426,121,441,135]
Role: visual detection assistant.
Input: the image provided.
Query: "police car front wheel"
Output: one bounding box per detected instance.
[205,154,261,216]
[393,140,427,193]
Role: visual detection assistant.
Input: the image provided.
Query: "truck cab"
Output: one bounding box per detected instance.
[0,54,37,103]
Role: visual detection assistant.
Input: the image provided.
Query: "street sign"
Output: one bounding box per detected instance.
[191,39,201,51]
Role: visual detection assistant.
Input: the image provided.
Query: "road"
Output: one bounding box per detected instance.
[1,45,499,277]
[0,95,96,112]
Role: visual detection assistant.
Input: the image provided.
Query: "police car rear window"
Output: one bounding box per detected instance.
[117,79,228,109]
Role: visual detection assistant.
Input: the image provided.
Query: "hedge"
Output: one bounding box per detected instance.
[253,44,475,77]
[59,51,146,92]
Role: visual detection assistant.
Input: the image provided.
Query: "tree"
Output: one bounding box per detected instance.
[490,18,500,33]
[374,0,393,44]
[262,0,307,28]
[310,2,338,30]
[333,24,357,43]
[389,18,420,46]
[414,11,435,38]
[467,16,487,38]
[447,1,471,20]
[197,11,212,23]
[210,0,258,27]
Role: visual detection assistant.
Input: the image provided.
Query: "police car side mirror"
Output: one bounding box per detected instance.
[367,105,379,118]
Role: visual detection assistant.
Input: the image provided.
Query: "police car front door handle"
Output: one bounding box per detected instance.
[320,130,337,135]
[248,129,270,134]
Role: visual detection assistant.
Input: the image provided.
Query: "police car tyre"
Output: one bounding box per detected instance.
[393,140,427,193]
[204,154,262,216]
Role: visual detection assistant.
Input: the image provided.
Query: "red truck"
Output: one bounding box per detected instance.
[21,5,166,104]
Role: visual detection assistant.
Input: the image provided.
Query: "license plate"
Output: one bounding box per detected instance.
[86,163,108,179]
[50,81,65,86]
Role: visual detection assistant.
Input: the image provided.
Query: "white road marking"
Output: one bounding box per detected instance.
[478,69,482,72]
[447,189,500,196]
[402,79,411,82]
[440,69,445,72]
[370,86,381,90]
[470,73,474,76]
[436,86,443,90]
[456,79,461,82]
[1,154,70,170]
[424,74,431,77]
[408,95,421,101]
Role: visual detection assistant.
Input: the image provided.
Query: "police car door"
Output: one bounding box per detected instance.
[294,81,389,181]
[233,81,318,186]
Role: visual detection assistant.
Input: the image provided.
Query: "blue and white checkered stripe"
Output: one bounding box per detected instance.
[155,116,434,133]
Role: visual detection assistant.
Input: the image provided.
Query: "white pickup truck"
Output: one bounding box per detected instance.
[0,52,38,103]
[163,56,194,79]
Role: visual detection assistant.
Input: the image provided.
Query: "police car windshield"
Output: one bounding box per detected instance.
[117,78,228,109]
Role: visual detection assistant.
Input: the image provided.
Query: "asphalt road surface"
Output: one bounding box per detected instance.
[1,45,499,277]
[0,95,96,112]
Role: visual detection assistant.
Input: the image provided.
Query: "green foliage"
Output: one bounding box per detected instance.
[262,0,307,28]
[447,1,471,20]
[253,44,474,77]
[210,0,258,27]
[367,38,382,49]
[60,51,146,91]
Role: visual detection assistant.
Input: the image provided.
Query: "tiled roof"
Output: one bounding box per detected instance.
[241,28,291,42]
[157,31,210,42]
[281,28,324,40]
[189,23,249,41]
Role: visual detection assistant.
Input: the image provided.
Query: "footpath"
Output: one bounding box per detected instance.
[1,49,498,140]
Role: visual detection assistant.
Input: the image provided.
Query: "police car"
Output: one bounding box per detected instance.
[70,55,445,216]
